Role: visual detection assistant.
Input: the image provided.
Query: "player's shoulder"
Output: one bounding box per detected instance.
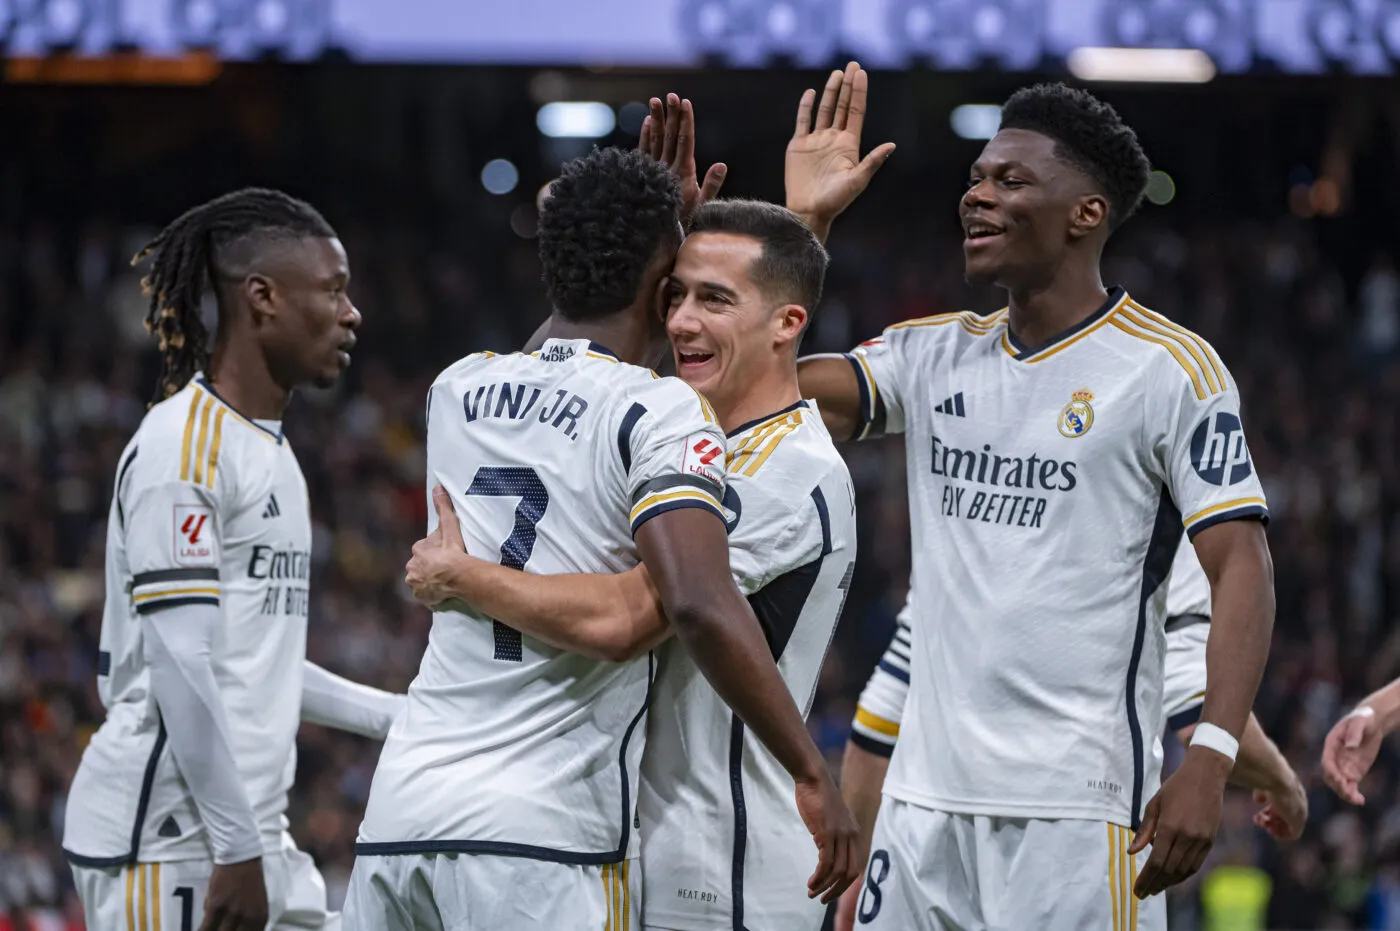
[727,400,849,508]
[625,371,719,426]
[127,376,275,492]
[872,308,1009,350]
[431,348,506,387]
[1104,294,1232,399]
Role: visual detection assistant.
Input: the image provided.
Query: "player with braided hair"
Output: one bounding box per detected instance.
[64,188,406,931]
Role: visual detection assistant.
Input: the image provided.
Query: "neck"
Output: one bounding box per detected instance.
[206,331,291,421]
[1005,260,1109,350]
[715,361,802,435]
[533,308,665,369]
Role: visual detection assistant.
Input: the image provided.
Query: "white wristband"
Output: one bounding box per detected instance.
[1189,722,1239,762]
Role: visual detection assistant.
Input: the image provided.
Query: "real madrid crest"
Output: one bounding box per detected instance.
[1057,389,1095,438]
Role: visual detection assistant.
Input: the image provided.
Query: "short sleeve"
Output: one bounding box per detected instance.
[850,603,913,758]
[124,479,224,615]
[622,378,728,536]
[1152,354,1269,540]
[1162,623,1209,732]
[843,328,908,440]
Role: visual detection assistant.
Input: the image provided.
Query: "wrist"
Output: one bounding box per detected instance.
[1185,742,1236,780]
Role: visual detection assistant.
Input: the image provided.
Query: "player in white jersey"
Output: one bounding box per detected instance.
[834,545,1306,927]
[791,80,1276,926]
[347,146,859,931]
[63,190,405,931]
[402,194,881,929]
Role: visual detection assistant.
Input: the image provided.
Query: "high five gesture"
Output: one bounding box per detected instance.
[787,61,896,243]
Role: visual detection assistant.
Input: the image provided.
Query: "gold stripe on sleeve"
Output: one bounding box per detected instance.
[133,588,221,603]
[1120,307,1219,395]
[738,422,799,477]
[179,390,202,482]
[1109,317,1206,400]
[192,397,214,486]
[205,408,226,489]
[1182,497,1268,528]
[855,707,900,737]
[1133,302,1227,391]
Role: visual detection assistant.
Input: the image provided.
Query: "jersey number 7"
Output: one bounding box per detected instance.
[464,466,550,661]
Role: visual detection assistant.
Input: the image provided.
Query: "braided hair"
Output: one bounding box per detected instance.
[133,187,335,403]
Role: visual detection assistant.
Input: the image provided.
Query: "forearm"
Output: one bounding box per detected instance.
[301,661,405,739]
[671,586,826,780]
[435,553,668,661]
[840,741,890,855]
[1225,714,1296,793]
[142,607,262,865]
[1198,535,1274,744]
[1352,678,1400,734]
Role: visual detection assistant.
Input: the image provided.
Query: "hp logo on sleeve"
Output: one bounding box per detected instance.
[1189,412,1253,486]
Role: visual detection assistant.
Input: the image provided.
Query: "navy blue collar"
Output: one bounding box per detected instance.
[194,377,284,443]
[726,399,810,439]
[1004,286,1127,360]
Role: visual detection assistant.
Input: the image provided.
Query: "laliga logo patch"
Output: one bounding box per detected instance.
[1190,412,1253,486]
[682,433,726,485]
[1057,389,1095,438]
[173,504,216,566]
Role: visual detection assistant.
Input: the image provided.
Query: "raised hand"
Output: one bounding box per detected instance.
[639,93,726,224]
[1323,707,1384,805]
[786,61,896,243]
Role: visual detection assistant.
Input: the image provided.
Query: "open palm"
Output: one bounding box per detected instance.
[786,62,896,229]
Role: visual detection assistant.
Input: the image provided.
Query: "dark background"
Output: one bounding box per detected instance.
[1,61,1399,930]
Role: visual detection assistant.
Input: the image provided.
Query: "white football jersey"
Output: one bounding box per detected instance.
[357,339,728,863]
[845,289,1268,828]
[639,401,856,931]
[64,376,312,865]
[852,541,1214,759]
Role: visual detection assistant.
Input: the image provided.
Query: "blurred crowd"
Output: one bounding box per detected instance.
[0,200,1398,931]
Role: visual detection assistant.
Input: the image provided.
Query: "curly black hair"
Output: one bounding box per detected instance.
[998,83,1151,230]
[133,187,335,403]
[538,147,682,321]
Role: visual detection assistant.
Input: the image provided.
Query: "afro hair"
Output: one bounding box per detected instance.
[998,83,1151,230]
[537,146,683,321]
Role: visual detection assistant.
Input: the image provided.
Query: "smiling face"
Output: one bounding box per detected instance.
[663,231,807,420]
[961,128,1107,291]
[252,236,362,389]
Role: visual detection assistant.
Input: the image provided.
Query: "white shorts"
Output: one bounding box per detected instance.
[344,853,640,931]
[71,833,336,931]
[856,797,1166,931]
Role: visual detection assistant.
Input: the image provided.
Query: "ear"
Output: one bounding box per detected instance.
[772,303,809,350]
[1069,194,1110,241]
[243,273,277,327]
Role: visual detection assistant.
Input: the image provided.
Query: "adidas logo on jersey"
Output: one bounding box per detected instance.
[934,392,966,416]
[262,495,281,519]
[157,815,182,838]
